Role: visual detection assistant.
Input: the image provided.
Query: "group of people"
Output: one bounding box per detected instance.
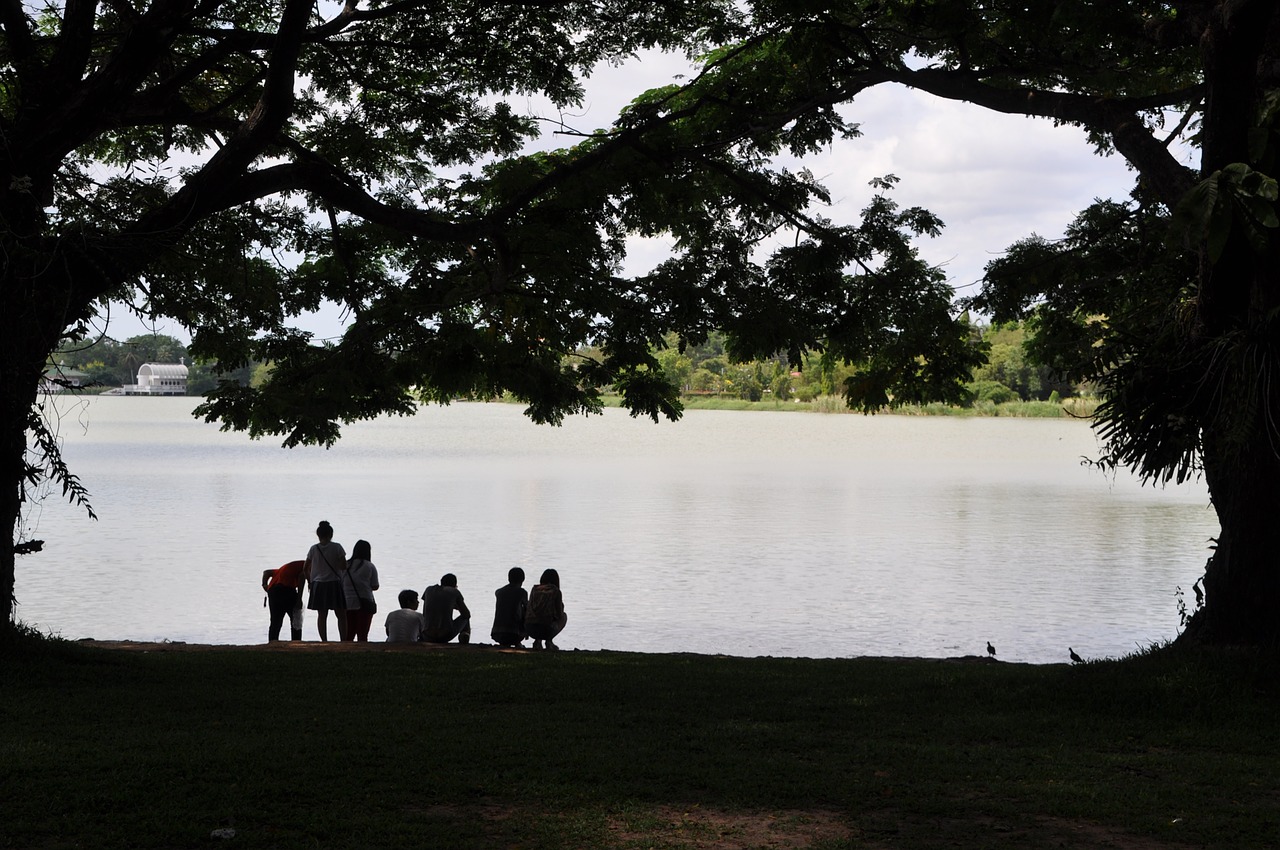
[260,520,568,650]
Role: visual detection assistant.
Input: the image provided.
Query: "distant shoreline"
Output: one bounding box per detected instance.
[73,638,1035,665]
[61,389,1101,419]
[600,393,1100,419]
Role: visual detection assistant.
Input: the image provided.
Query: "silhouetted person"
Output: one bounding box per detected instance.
[385,589,425,643]
[262,559,305,641]
[343,539,380,642]
[422,573,471,644]
[491,566,528,648]
[305,520,348,641]
[525,568,567,651]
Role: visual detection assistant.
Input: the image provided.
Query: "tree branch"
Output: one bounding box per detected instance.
[49,0,101,92]
[886,67,1200,207]
[0,0,38,93]
[21,0,201,173]
[213,160,485,243]
[126,0,311,237]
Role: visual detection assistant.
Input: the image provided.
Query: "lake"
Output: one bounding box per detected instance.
[14,396,1218,663]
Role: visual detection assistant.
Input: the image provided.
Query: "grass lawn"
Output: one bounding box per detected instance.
[2,635,1278,849]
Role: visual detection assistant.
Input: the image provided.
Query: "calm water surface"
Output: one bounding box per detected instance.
[16,397,1218,663]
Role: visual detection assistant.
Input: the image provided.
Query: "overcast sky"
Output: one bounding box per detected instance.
[109,50,1182,345]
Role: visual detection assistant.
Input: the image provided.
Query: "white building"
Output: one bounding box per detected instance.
[123,362,189,395]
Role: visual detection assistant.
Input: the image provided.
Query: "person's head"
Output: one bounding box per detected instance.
[539,568,559,587]
[440,572,457,588]
[398,589,419,610]
[507,566,525,585]
[351,539,371,561]
[316,520,333,541]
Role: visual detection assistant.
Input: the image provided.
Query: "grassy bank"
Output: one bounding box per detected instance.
[2,635,1278,849]
[594,394,1100,418]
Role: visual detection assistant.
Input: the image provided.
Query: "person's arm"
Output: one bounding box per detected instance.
[261,570,273,592]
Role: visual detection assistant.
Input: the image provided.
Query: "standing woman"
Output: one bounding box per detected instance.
[343,539,380,642]
[305,520,348,641]
[525,568,567,651]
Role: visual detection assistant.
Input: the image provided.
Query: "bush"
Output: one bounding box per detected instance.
[966,380,1018,405]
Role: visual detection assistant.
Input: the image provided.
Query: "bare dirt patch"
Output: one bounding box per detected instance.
[605,805,852,849]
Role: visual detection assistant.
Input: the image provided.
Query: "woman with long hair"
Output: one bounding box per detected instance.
[524,568,567,651]
[343,539,380,642]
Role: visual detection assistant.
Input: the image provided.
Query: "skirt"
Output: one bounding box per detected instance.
[307,580,347,610]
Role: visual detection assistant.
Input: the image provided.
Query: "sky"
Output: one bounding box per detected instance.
[104,49,1185,345]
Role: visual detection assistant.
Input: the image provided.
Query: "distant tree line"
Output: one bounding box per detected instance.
[50,321,1072,407]
[648,322,1082,407]
[49,334,259,395]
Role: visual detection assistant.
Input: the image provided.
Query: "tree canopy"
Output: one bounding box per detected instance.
[6,0,1280,647]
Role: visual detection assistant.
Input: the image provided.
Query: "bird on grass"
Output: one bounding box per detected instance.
[986,641,996,658]
[1069,647,1083,664]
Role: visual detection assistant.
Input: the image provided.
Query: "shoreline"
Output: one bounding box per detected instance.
[74,638,1022,664]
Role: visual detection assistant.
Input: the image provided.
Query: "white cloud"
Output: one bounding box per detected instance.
[800,86,1136,293]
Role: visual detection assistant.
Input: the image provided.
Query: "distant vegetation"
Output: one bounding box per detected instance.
[631,322,1091,415]
[50,322,1092,417]
[47,333,261,395]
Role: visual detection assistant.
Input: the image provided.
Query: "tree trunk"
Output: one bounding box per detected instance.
[1177,4,1280,647]
[1,311,55,633]
[1184,441,1280,646]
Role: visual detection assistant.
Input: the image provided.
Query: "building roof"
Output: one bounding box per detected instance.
[138,363,189,378]
[43,365,90,380]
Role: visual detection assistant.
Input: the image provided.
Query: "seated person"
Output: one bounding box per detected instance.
[525,568,567,651]
[385,589,426,643]
[422,573,471,644]
[490,566,528,648]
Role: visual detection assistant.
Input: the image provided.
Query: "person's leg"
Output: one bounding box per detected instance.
[336,609,350,642]
[454,615,471,644]
[267,589,286,642]
[352,611,372,642]
[492,630,522,647]
[545,614,567,650]
[288,598,304,641]
[316,609,329,642]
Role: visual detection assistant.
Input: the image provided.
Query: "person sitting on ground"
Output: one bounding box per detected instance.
[262,559,306,642]
[490,566,528,648]
[525,568,567,651]
[422,573,471,644]
[385,590,425,643]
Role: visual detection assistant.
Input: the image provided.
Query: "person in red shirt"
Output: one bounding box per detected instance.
[262,560,306,641]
